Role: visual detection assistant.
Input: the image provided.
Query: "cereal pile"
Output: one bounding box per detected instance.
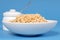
[10,14,47,23]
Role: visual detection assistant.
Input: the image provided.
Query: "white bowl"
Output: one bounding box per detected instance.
[3,17,58,35]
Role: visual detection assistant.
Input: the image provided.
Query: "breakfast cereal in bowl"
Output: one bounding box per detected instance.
[3,14,57,35]
[10,14,47,23]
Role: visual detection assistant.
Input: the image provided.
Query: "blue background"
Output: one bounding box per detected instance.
[0,0,60,40]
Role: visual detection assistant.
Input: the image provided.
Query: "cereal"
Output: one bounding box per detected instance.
[10,14,47,23]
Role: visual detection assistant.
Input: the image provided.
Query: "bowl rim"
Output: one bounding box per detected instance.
[3,20,58,24]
